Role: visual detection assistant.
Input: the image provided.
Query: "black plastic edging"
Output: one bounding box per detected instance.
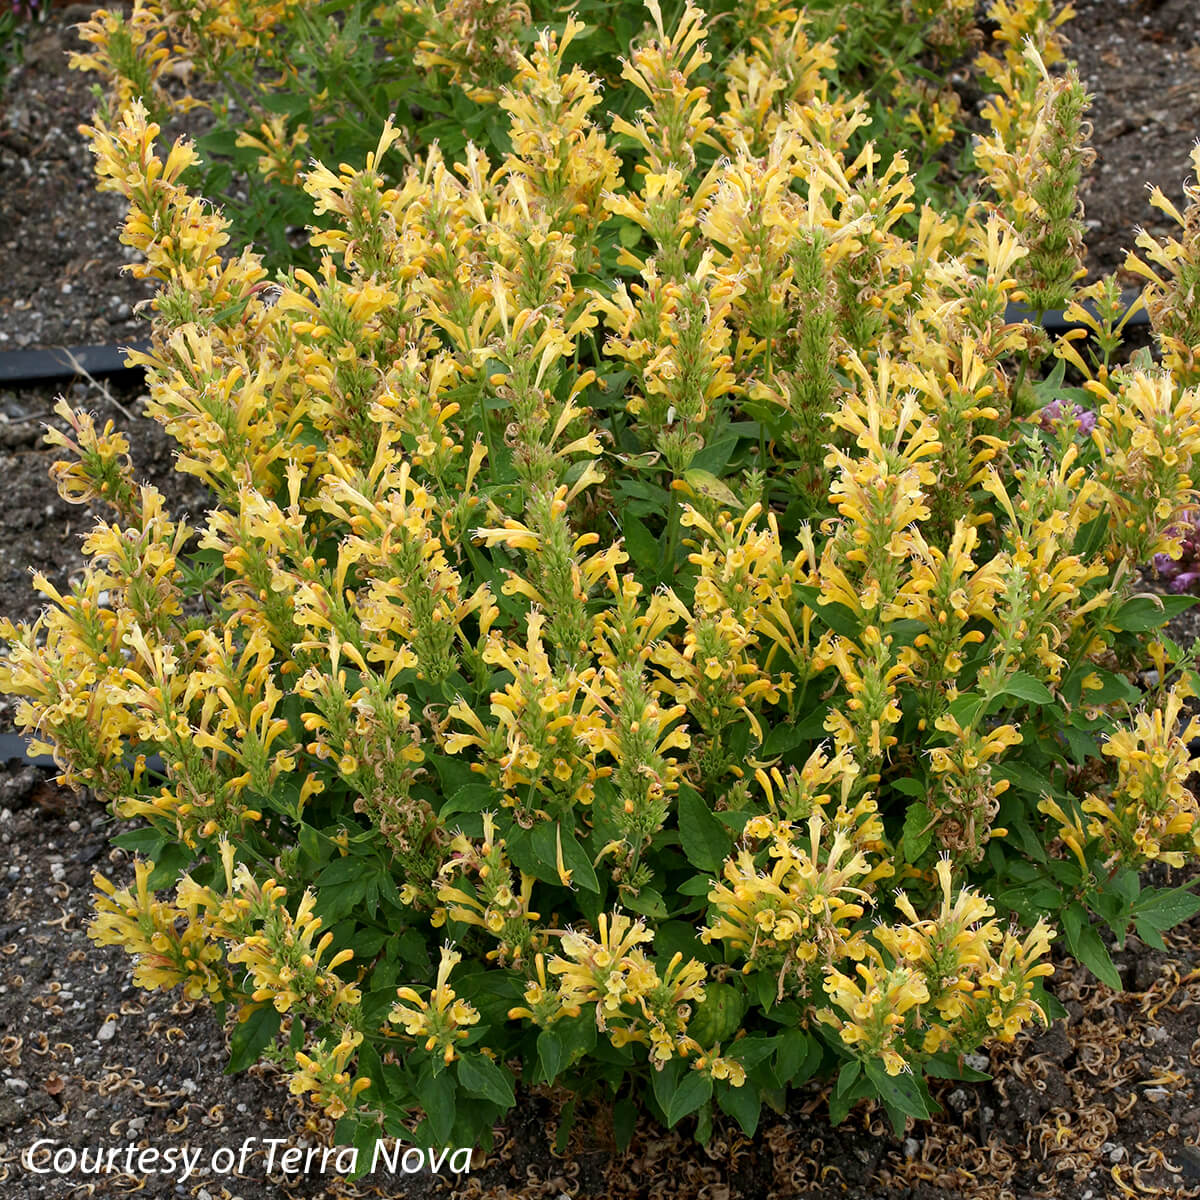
[0,294,1155,390]
[0,341,151,386]
[1004,287,1149,334]
[0,731,166,779]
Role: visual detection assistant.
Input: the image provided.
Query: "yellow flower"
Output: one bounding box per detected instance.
[389,945,481,1065]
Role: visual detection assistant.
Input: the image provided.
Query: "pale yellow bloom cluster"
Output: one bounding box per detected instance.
[389,945,481,1063]
[6,0,1200,1139]
[1043,686,1200,870]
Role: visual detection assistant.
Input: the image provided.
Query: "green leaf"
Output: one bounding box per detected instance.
[529,821,600,893]
[690,436,740,476]
[456,1055,515,1109]
[775,1030,822,1086]
[924,1052,990,1082]
[418,1068,457,1144]
[1062,904,1123,991]
[681,468,740,508]
[146,843,194,891]
[994,761,1060,799]
[612,1098,638,1152]
[900,801,934,861]
[622,513,665,576]
[665,1070,713,1127]
[834,1058,861,1098]
[717,1081,761,1136]
[678,787,733,872]
[865,1059,934,1134]
[111,827,167,855]
[996,672,1055,706]
[1133,886,1200,933]
[439,783,497,818]
[793,585,861,639]
[1112,594,1198,632]
[554,1013,598,1067]
[226,1005,281,1074]
[617,220,643,248]
[623,887,668,918]
[1061,725,1101,765]
[761,705,831,756]
[537,1029,565,1084]
[828,1061,871,1126]
[1076,668,1142,706]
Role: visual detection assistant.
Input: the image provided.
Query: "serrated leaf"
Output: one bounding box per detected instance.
[226,1005,281,1075]
[665,1070,713,1127]
[901,801,934,861]
[456,1055,515,1109]
[1062,904,1123,991]
[438,783,496,818]
[865,1059,934,1134]
[997,671,1055,706]
[612,1098,638,1152]
[1112,594,1198,632]
[419,1068,456,1144]
[1133,886,1200,932]
[678,787,732,872]
[717,1080,761,1135]
[537,1029,565,1084]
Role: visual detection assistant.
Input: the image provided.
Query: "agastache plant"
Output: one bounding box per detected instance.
[5,0,1200,1152]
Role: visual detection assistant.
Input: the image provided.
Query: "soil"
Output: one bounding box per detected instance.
[2,2,1200,1198]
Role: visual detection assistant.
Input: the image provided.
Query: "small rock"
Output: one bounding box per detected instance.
[964,1052,990,1073]
[97,1019,117,1043]
[1177,1145,1200,1181]
[5,1078,28,1095]
[903,1137,920,1160]
[1145,1087,1170,1102]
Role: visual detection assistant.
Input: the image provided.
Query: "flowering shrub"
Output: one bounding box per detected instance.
[9,0,1200,1150]
[72,0,977,270]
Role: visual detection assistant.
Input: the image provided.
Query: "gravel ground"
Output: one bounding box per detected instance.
[3,2,1200,1198]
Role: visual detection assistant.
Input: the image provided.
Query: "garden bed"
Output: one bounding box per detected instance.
[3,2,1200,1198]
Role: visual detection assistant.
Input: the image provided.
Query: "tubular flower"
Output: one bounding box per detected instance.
[436,813,544,966]
[389,945,481,1064]
[702,812,877,994]
[226,872,360,1020]
[875,858,1002,1023]
[288,1028,372,1121]
[89,859,229,1001]
[548,911,659,1028]
[817,947,930,1077]
[1088,369,1200,566]
[1123,146,1200,386]
[1076,686,1200,869]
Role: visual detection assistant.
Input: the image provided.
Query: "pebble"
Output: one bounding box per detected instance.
[964,1052,990,1072]
[97,1018,117,1043]
[1145,1086,1170,1102]
[903,1137,920,1160]
[5,1078,28,1095]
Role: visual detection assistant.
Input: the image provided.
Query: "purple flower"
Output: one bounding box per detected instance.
[1151,511,1200,593]
[1036,399,1096,436]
